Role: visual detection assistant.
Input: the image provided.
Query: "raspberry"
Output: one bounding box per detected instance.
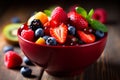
[21,29,34,41]
[92,8,107,24]
[51,6,68,24]
[4,51,22,68]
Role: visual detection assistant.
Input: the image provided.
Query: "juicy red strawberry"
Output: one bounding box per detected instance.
[92,8,107,24]
[51,6,68,24]
[50,23,68,44]
[4,51,22,68]
[68,11,88,30]
[77,31,96,43]
[21,29,34,41]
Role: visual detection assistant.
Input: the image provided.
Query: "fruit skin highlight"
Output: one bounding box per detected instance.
[27,12,48,25]
[3,23,22,45]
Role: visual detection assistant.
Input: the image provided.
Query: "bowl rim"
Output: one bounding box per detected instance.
[17,28,108,49]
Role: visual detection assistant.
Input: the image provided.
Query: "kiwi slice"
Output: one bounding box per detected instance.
[3,23,22,45]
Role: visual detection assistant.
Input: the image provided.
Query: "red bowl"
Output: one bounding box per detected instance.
[17,28,107,76]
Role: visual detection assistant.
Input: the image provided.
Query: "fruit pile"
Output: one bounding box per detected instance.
[3,45,33,77]
[20,6,108,46]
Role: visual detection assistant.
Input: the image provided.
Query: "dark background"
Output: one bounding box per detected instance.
[0,0,119,23]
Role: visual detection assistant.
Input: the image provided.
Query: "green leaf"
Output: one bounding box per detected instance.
[89,19,108,32]
[75,7,87,18]
[44,10,51,17]
[87,9,94,20]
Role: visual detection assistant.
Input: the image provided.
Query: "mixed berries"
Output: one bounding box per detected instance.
[20,6,108,46]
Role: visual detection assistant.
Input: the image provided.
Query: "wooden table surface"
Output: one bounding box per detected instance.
[0,1,120,80]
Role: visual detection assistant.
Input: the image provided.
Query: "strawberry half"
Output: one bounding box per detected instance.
[77,31,96,43]
[51,6,68,24]
[4,51,22,69]
[50,23,68,44]
[68,11,88,30]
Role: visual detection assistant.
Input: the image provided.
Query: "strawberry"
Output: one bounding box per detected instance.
[50,23,68,44]
[68,11,88,30]
[92,8,107,24]
[51,6,68,24]
[4,51,22,69]
[77,31,96,43]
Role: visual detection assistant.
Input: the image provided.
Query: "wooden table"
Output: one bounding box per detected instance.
[0,1,120,80]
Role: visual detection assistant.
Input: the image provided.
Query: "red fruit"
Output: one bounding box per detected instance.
[21,29,34,41]
[4,51,22,69]
[92,8,107,24]
[50,23,68,44]
[51,6,68,24]
[20,23,28,30]
[68,11,88,30]
[65,35,78,46]
[69,5,78,12]
[77,31,96,43]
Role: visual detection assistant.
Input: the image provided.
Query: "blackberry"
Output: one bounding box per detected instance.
[29,19,43,31]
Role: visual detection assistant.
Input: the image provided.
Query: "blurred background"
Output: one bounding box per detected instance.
[0,0,119,25]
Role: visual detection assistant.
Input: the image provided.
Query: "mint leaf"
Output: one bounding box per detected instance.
[75,7,87,18]
[87,9,94,19]
[89,19,108,32]
[44,10,51,17]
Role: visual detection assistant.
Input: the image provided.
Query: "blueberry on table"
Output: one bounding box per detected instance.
[3,45,14,53]
[20,66,32,77]
[11,17,21,23]
[23,56,34,65]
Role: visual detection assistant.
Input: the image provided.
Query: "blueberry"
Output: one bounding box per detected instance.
[68,25,76,35]
[43,36,50,41]
[95,30,104,38]
[35,28,44,38]
[11,17,21,23]
[3,45,14,53]
[29,19,43,31]
[46,37,57,46]
[20,66,32,77]
[23,56,34,65]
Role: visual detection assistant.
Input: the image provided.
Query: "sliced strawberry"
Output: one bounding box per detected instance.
[50,23,68,44]
[68,11,88,30]
[77,31,96,43]
[51,6,68,24]
[4,51,22,69]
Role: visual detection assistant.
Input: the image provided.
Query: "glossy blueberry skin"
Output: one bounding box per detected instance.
[68,25,76,35]
[35,28,44,38]
[23,56,34,65]
[20,66,32,77]
[3,45,14,53]
[95,30,105,38]
[43,36,50,41]
[46,37,57,46]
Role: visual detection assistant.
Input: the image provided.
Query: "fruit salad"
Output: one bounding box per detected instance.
[20,6,108,46]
